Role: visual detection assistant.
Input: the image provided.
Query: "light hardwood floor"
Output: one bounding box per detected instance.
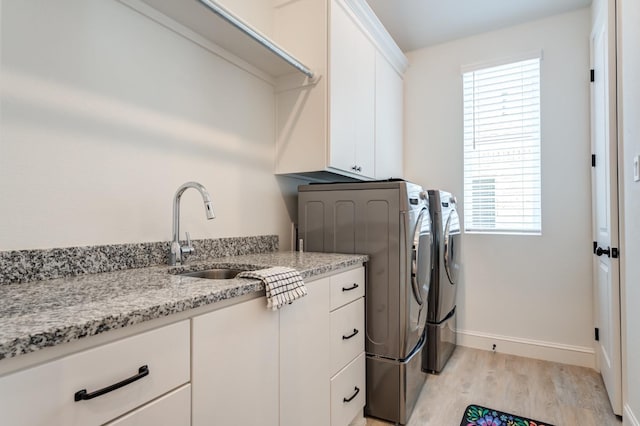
[365,346,622,425]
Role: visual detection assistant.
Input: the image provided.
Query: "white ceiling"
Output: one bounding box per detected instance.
[365,0,592,52]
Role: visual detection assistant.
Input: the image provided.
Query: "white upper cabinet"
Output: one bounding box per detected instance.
[274,0,408,180]
[329,1,376,178]
[121,0,405,180]
[374,50,404,179]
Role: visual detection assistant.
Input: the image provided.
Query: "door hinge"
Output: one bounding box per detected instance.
[595,327,600,341]
[592,154,596,167]
[593,241,597,254]
[590,69,595,82]
[612,247,619,258]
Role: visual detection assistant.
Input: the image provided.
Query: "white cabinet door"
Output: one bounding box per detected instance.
[375,51,404,179]
[280,277,331,426]
[192,298,279,426]
[329,0,375,178]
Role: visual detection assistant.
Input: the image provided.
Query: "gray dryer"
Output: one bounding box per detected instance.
[423,190,461,373]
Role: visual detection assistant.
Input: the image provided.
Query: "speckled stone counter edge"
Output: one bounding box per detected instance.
[0,235,278,285]
[0,279,268,361]
[0,252,368,361]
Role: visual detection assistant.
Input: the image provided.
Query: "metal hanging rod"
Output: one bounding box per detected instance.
[198,0,315,79]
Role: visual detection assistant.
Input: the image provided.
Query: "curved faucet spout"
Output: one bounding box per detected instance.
[170,181,215,266]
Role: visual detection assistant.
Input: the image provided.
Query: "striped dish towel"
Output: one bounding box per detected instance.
[237,267,307,310]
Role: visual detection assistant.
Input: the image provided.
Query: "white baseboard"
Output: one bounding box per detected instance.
[456,328,596,368]
[625,404,640,426]
[348,413,366,426]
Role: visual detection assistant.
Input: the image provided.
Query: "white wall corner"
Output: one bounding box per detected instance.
[625,404,640,426]
[456,329,596,369]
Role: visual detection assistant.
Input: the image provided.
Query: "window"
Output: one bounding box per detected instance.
[463,56,541,234]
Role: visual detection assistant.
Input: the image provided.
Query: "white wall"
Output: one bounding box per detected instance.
[618,0,640,422]
[0,0,304,251]
[404,9,595,366]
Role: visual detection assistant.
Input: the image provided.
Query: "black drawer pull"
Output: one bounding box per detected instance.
[74,365,149,402]
[342,283,359,292]
[343,386,360,403]
[342,329,359,340]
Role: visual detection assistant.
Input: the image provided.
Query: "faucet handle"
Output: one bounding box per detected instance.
[181,232,195,257]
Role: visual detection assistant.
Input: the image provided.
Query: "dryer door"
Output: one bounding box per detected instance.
[432,206,460,323]
[411,207,432,306]
[444,208,461,285]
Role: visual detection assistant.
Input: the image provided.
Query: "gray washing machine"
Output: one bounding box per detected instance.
[423,190,461,373]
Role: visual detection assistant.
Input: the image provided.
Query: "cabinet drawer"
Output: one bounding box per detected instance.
[330,352,366,426]
[330,267,364,311]
[105,384,191,426]
[0,320,190,426]
[330,297,364,376]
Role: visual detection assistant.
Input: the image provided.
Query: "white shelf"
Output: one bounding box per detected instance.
[122,0,315,79]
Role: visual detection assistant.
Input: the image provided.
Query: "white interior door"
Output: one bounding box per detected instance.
[591,1,622,415]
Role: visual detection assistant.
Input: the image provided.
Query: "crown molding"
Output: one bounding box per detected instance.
[342,0,408,74]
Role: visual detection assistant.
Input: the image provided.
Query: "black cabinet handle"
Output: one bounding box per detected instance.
[596,246,611,257]
[74,365,149,402]
[342,329,359,340]
[343,386,360,403]
[342,283,359,292]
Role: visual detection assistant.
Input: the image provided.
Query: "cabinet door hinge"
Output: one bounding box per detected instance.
[612,247,619,258]
[590,69,595,82]
[595,327,600,341]
[592,154,596,167]
[593,241,597,254]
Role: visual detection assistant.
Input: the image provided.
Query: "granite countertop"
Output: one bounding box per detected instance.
[0,251,367,361]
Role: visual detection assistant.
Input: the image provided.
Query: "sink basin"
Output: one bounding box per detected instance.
[179,268,244,280]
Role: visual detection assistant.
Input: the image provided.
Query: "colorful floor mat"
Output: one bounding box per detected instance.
[460,404,555,426]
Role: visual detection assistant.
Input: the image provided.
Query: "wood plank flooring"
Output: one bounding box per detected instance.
[365,346,622,425]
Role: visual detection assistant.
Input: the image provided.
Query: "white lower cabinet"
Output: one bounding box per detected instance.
[192,267,365,426]
[105,384,191,426]
[0,320,190,426]
[0,266,365,426]
[192,297,280,426]
[280,277,331,426]
[280,267,365,426]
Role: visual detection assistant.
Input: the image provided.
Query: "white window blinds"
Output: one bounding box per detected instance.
[463,56,542,235]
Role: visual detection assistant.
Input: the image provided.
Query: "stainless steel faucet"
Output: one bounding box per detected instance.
[170,181,215,266]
